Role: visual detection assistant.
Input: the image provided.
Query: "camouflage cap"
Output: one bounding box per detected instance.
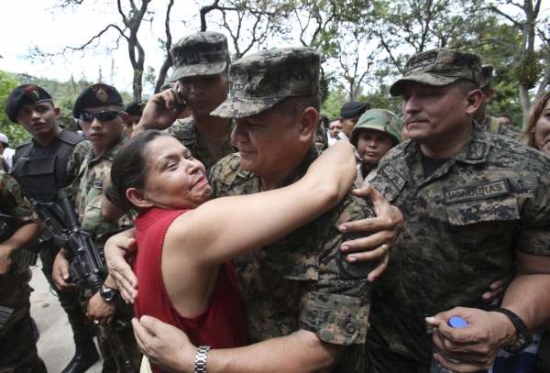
[211,47,320,118]
[480,64,493,88]
[167,32,230,82]
[350,109,402,146]
[4,84,53,123]
[390,49,482,96]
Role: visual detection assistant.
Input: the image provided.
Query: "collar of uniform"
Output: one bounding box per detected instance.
[87,136,125,164]
[454,122,491,165]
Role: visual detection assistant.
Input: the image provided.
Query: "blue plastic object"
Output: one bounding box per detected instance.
[448,316,469,329]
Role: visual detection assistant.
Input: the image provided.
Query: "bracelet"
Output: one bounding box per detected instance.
[194,346,211,373]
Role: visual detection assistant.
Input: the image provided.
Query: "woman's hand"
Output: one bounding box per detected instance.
[105,231,138,303]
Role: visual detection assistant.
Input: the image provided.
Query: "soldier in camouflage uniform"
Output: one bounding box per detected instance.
[135,32,235,171]
[366,48,550,372]
[350,109,402,185]
[475,64,522,140]
[126,47,376,373]
[0,171,46,372]
[52,84,141,372]
[5,84,98,373]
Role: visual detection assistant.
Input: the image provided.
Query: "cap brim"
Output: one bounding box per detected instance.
[389,73,458,96]
[210,96,283,118]
[167,61,228,82]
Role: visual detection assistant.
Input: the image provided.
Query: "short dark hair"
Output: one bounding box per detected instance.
[455,79,479,95]
[280,95,321,118]
[107,130,167,211]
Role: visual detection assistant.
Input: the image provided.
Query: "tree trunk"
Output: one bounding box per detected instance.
[519,85,530,130]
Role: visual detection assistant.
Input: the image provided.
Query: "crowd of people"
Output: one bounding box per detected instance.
[0,30,549,373]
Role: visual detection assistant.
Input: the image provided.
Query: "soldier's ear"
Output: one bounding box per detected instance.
[126,187,153,209]
[54,107,61,118]
[298,107,318,141]
[465,89,483,115]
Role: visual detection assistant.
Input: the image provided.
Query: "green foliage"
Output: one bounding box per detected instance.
[0,71,29,146]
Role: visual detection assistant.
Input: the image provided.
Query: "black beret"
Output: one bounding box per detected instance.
[340,101,370,119]
[73,83,124,119]
[4,84,53,123]
[124,101,145,116]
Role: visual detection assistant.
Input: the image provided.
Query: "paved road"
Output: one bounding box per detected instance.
[29,262,102,372]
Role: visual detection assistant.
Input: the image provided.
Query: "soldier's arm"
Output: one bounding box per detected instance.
[133,317,340,373]
[134,85,187,135]
[428,166,550,371]
[0,221,42,274]
[0,173,42,272]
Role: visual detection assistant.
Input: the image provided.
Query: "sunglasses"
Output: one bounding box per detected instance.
[80,110,121,122]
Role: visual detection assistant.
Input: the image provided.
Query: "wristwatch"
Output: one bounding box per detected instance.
[491,307,532,354]
[194,345,211,373]
[99,285,118,303]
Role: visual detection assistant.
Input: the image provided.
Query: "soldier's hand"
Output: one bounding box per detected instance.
[338,185,403,282]
[87,292,115,326]
[481,276,511,306]
[426,307,517,372]
[133,315,196,373]
[105,232,138,303]
[0,244,13,274]
[133,83,187,136]
[52,250,75,290]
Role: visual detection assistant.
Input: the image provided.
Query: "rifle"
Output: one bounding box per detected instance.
[30,188,105,293]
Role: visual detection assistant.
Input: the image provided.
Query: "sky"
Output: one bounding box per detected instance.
[0,0,202,95]
[2,0,549,98]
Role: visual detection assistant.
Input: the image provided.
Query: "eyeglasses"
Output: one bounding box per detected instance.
[80,110,121,122]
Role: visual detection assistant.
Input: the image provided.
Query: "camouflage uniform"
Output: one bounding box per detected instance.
[366,49,550,372]
[208,47,374,372]
[350,109,402,186]
[72,137,141,372]
[6,84,97,371]
[210,149,374,373]
[166,117,234,171]
[161,32,236,171]
[0,171,46,373]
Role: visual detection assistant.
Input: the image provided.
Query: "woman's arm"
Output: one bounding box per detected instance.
[170,141,356,266]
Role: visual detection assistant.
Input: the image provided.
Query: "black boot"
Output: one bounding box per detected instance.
[58,291,100,373]
[61,341,100,373]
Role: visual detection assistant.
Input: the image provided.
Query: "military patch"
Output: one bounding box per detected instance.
[466,141,488,160]
[444,179,510,204]
[231,70,248,93]
[378,164,406,191]
[24,85,40,99]
[93,86,109,103]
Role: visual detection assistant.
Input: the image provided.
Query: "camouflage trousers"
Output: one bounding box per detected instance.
[366,327,431,373]
[0,265,47,373]
[78,286,141,373]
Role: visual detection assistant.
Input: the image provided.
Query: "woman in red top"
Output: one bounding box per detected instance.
[107,130,356,372]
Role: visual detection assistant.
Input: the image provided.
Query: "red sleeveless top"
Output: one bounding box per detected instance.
[134,208,249,372]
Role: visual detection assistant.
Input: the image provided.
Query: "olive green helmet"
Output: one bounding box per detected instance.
[350,109,402,146]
